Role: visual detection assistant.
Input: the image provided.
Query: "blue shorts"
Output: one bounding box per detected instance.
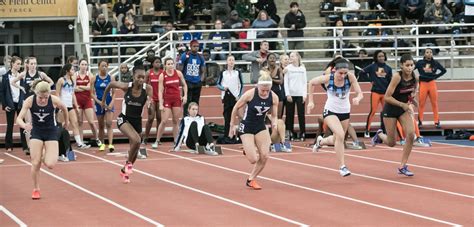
[31,127,59,141]
[238,121,267,135]
[95,103,114,116]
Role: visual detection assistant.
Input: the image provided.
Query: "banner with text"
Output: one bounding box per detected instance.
[0,0,78,19]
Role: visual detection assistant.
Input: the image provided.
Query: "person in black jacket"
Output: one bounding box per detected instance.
[1,56,29,154]
[283,2,306,57]
[415,48,446,128]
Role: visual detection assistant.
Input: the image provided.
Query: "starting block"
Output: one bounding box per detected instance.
[214,146,223,155]
[271,141,292,152]
[345,141,366,150]
[66,149,76,161]
[139,147,148,157]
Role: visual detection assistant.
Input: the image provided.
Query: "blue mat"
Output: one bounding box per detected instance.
[426,136,474,147]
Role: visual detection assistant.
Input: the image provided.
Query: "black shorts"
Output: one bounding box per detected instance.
[238,121,267,135]
[323,109,350,121]
[117,114,142,133]
[382,103,406,118]
[31,127,59,141]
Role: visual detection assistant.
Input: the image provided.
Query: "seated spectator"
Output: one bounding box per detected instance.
[237,18,252,51]
[118,63,132,82]
[160,21,180,57]
[112,0,134,30]
[202,49,220,86]
[91,14,113,63]
[207,19,231,61]
[211,0,231,22]
[119,16,140,60]
[424,0,452,33]
[326,19,357,57]
[235,0,254,21]
[169,0,194,24]
[174,102,219,155]
[399,0,426,24]
[255,0,280,24]
[99,0,111,20]
[252,10,278,50]
[87,0,101,21]
[224,10,244,30]
[182,21,204,50]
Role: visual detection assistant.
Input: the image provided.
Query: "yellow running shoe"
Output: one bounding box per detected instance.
[108,144,115,153]
[99,144,106,152]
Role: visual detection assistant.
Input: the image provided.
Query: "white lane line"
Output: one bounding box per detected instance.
[407,149,474,160]
[5,153,164,227]
[74,150,308,227]
[147,148,461,226]
[431,141,474,149]
[292,145,474,177]
[0,205,27,227]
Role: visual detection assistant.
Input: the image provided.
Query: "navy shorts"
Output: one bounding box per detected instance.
[323,109,350,121]
[31,127,59,141]
[95,103,114,116]
[238,121,267,135]
[383,104,406,118]
[117,114,142,134]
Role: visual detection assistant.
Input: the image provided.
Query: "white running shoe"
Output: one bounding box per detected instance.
[58,154,69,162]
[339,165,351,177]
[313,136,323,152]
[151,141,159,149]
[78,143,91,149]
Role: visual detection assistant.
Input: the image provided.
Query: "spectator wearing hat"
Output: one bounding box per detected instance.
[178,40,206,115]
[284,2,307,57]
[225,10,244,30]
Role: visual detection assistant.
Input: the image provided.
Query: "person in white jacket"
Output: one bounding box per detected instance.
[174,102,218,155]
[284,51,307,141]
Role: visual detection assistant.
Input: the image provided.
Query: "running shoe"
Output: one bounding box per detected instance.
[205,144,218,156]
[32,189,41,200]
[347,141,363,150]
[95,139,103,147]
[364,131,370,138]
[108,144,115,153]
[435,122,441,129]
[339,165,351,177]
[120,170,130,184]
[270,144,276,152]
[280,143,289,152]
[137,152,147,159]
[58,154,69,162]
[313,136,323,152]
[124,161,133,175]
[398,139,406,145]
[246,179,262,190]
[284,141,292,152]
[99,144,106,152]
[398,165,414,176]
[414,137,430,147]
[151,141,159,149]
[24,149,30,156]
[78,143,91,149]
[371,129,383,146]
[418,120,423,128]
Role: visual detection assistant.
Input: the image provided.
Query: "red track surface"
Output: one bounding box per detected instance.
[1,140,473,226]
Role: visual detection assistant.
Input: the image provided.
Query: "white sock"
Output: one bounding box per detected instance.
[74,135,83,146]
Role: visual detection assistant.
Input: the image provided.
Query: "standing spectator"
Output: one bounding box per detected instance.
[208,19,231,61]
[415,48,446,128]
[178,40,206,115]
[202,49,220,86]
[0,55,11,76]
[217,55,243,140]
[119,16,140,61]
[252,10,278,50]
[284,2,306,57]
[424,0,452,33]
[284,51,307,141]
[264,53,284,119]
[91,14,114,63]
[112,0,134,30]
[1,56,28,154]
[242,40,278,83]
[212,0,231,22]
[169,0,194,24]
[399,0,426,24]
[255,0,279,24]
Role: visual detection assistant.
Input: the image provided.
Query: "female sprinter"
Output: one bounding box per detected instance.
[229,71,279,190]
[152,58,188,148]
[56,63,90,149]
[102,65,153,183]
[17,81,69,199]
[307,59,363,177]
[372,54,419,176]
[75,59,101,146]
[90,60,116,152]
[143,57,162,144]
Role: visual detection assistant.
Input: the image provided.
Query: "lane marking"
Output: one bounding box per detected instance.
[431,141,474,148]
[5,153,164,227]
[74,150,308,226]
[0,205,27,227]
[146,148,462,226]
[292,145,474,176]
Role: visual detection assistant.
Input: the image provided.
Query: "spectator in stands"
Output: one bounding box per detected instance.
[352,49,372,82]
[252,10,278,50]
[143,49,156,71]
[87,0,100,22]
[207,19,231,61]
[119,16,140,61]
[160,21,180,57]
[255,0,279,24]
[178,40,206,115]
[170,0,194,24]
[242,40,278,83]
[130,0,141,15]
[237,18,252,52]
[0,55,12,77]
[399,0,426,24]
[284,2,306,57]
[424,0,452,33]
[225,10,244,30]
[212,0,231,22]
[113,0,134,30]
[119,63,133,82]
[284,51,307,141]
[202,49,220,86]
[92,14,114,63]
[182,21,204,51]
[327,19,353,57]
[235,0,254,21]
[98,0,111,20]
[466,0,474,45]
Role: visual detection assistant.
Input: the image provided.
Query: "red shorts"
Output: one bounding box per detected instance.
[77,96,93,109]
[163,97,182,108]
